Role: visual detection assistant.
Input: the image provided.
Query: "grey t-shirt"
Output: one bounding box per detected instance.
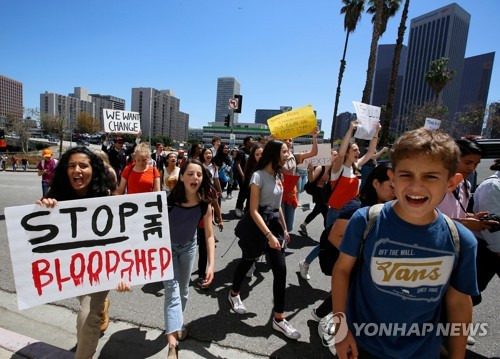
[250,170,283,209]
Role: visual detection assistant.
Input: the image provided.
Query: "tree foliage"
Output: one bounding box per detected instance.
[330,0,365,144]
[400,102,448,131]
[40,114,66,155]
[425,57,456,103]
[76,113,100,134]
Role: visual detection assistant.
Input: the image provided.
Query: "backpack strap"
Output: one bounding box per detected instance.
[442,214,460,255]
[358,203,384,263]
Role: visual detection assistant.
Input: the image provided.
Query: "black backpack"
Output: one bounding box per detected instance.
[304,166,325,195]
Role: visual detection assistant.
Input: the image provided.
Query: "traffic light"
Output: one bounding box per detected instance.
[234,94,243,113]
[224,114,231,127]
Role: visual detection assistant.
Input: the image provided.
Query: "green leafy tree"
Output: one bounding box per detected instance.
[40,114,66,156]
[425,57,456,104]
[402,102,448,131]
[330,0,365,144]
[361,0,401,104]
[380,0,410,147]
[76,112,100,134]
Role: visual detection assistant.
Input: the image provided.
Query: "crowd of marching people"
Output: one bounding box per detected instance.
[25,124,500,359]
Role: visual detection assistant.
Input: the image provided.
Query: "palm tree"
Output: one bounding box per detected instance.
[330,0,365,144]
[380,0,410,147]
[361,0,401,104]
[425,57,456,104]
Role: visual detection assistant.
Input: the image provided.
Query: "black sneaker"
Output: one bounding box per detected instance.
[298,224,308,236]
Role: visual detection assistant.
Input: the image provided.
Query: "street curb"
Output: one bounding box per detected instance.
[0,327,73,359]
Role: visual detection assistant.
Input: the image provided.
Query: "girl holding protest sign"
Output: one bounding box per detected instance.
[165,159,216,357]
[36,146,126,359]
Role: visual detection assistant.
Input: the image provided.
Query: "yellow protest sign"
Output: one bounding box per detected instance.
[267,105,317,139]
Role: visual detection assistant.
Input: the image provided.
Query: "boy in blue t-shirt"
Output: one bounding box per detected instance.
[332,128,479,359]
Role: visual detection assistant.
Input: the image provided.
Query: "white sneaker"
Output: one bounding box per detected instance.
[228,291,247,314]
[227,194,233,199]
[467,335,476,345]
[311,308,321,322]
[246,262,256,278]
[235,208,243,218]
[272,318,301,340]
[319,313,335,335]
[299,260,310,280]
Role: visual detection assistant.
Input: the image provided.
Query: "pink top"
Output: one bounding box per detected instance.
[437,180,470,219]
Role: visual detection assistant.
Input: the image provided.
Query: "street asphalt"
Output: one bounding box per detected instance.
[0,171,498,358]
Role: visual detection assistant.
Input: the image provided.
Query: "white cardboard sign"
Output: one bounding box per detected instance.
[424,117,441,130]
[5,192,172,310]
[294,143,332,168]
[352,101,381,140]
[103,109,141,134]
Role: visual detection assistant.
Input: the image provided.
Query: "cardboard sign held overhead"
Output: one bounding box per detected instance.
[103,109,141,134]
[352,101,380,140]
[5,192,172,310]
[267,105,317,139]
[293,143,333,168]
[424,117,441,130]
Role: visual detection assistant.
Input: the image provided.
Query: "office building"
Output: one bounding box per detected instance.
[455,52,495,135]
[90,94,126,128]
[40,87,95,130]
[131,88,189,142]
[371,44,408,123]
[332,112,356,140]
[0,74,23,121]
[398,3,470,135]
[483,102,499,139]
[255,106,292,125]
[215,77,240,124]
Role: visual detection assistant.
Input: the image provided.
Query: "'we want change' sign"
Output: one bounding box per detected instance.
[5,192,172,310]
[103,109,141,134]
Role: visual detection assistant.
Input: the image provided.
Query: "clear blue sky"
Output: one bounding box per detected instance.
[1,0,498,135]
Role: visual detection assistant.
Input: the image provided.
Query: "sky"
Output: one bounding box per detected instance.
[1,0,499,135]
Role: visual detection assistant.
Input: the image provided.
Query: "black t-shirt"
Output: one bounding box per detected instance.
[236,147,250,177]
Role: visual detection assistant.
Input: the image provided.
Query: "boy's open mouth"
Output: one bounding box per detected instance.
[406,194,428,205]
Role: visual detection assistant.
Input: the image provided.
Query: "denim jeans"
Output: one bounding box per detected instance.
[296,168,308,193]
[305,244,320,264]
[281,202,296,232]
[325,208,341,228]
[42,182,50,197]
[163,238,197,334]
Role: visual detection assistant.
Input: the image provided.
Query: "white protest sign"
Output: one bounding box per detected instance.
[103,109,141,134]
[352,101,381,140]
[5,192,172,310]
[424,117,441,130]
[294,143,332,168]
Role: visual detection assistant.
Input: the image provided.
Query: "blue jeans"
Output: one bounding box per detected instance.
[281,202,296,232]
[305,244,320,264]
[163,238,197,334]
[42,182,50,197]
[325,208,341,228]
[296,168,308,193]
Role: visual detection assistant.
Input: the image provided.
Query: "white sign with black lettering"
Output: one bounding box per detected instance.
[294,143,332,168]
[5,192,172,310]
[103,109,141,134]
[352,101,381,140]
[424,117,441,130]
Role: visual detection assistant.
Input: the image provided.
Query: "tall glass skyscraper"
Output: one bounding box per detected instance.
[397,3,470,134]
[215,77,240,124]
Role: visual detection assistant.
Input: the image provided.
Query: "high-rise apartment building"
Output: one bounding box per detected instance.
[215,77,240,124]
[131,88,189,142]
[483,102,499,139]
[371,44,407,123]
[40,87,95,130]
[0,74,23,121]
[90,94,126,128]
[398,3,470,135]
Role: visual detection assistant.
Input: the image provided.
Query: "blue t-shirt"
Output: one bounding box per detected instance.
[340,201,478,358]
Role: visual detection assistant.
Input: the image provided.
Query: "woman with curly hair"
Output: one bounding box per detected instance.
[36,146,127,359]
